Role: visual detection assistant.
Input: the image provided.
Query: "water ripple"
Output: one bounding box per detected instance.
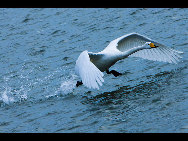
[0,8,187,133]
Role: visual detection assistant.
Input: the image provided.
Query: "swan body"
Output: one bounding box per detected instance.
[75,32,183,90]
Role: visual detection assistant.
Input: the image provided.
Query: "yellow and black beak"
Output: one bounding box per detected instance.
[149,43,159,48]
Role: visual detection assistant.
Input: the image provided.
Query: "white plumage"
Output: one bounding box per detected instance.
[75,50,104,89]
[75,32,183,90]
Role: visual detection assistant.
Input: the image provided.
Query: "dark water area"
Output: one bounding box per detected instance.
[0,8,188,133]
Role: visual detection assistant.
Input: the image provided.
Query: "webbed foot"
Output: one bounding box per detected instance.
[106,69,122,77]
[76,81,83,87]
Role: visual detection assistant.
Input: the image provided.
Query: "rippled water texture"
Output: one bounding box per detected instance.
[0,8,188,133]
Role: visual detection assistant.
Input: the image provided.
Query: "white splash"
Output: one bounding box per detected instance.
[46,73,78,98]
[59,74,77,95]
[0,87,15,105]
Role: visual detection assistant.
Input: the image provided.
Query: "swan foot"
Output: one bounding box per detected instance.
[76,81,83,87]
[106,69,122,77]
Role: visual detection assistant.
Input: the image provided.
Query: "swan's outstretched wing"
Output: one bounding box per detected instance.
[75,50,104,89]
[115,32,152,52]
[106,32,183,64]
[130,42,183,64]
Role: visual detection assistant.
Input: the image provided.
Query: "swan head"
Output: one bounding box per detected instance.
[144,42,158,49]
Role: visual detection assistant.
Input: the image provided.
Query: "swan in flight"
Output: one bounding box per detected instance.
[75,32,183,90]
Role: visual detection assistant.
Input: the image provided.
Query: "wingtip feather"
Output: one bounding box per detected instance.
[75,50,104,90]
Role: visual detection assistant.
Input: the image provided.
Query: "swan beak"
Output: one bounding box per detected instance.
[150,43,158,48]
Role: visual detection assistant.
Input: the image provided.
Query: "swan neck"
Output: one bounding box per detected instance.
[122,45,146,58]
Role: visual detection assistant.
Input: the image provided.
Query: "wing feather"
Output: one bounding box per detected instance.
[112,33,183,64]
[89,64,99,89]
[115,33,151,52]
[75,50,104,89]
[161,47,176,63]
[162,48,175,63]
[131,44,183,64]
[106,33,183,64]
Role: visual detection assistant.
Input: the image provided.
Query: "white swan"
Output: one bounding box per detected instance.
[75,32,183,90]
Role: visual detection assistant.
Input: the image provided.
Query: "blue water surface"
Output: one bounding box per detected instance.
[0,8,188,133]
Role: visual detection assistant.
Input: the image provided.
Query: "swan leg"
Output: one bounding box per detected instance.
[76,81,83,87]
[106,69,111,74]
[106,69,122,77]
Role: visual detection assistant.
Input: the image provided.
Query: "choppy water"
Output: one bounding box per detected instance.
[0,8,188,133]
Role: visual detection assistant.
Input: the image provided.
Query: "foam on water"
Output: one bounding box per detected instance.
[46,73,78,98]
[0,85,28,106]
[0,64,78,105]
[0,87,15,105]
[59,74,77,94]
